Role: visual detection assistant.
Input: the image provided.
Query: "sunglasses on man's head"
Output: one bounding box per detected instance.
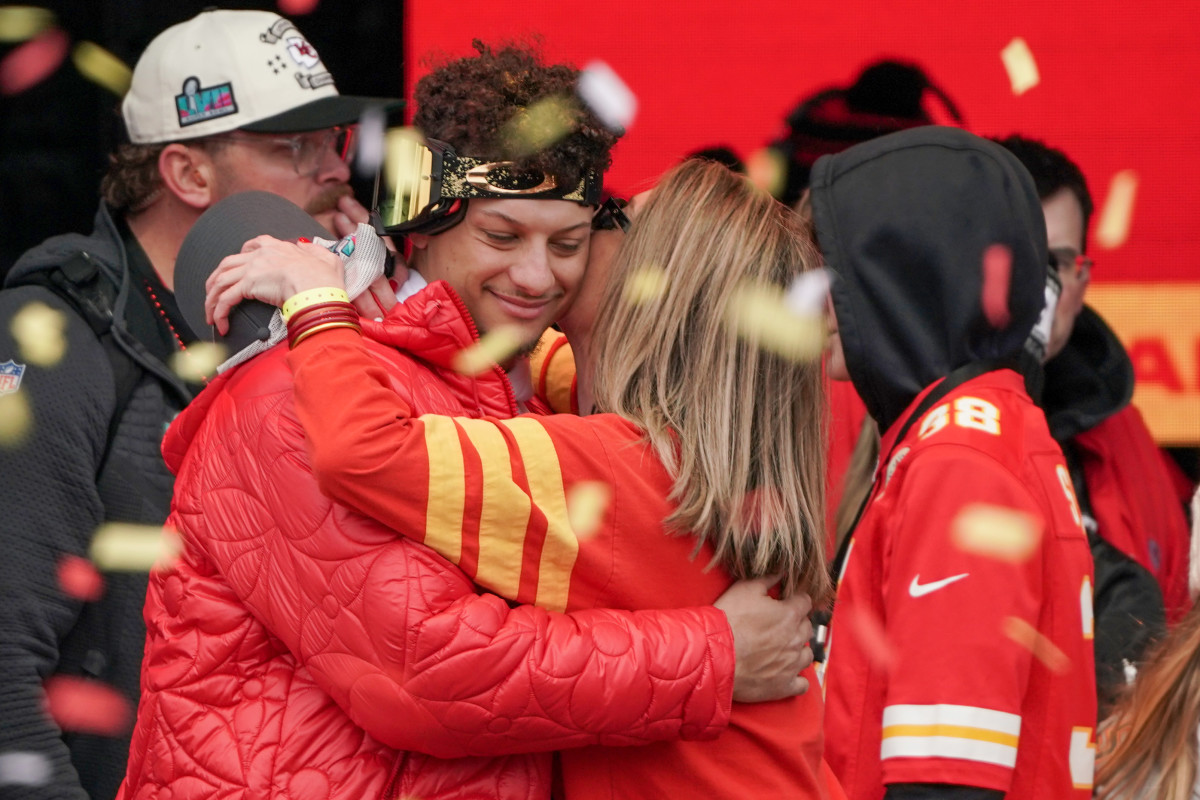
[372,128,603,236]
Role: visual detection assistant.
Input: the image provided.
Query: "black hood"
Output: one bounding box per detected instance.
[810,126,1048,431]
[1042,305,1133,442]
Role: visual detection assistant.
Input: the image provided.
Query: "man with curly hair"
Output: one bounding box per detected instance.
[0,10,394,800]
[391,42,621,380]
[115,40,817,800]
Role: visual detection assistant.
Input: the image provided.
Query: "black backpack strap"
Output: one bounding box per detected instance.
[17,253,145,473]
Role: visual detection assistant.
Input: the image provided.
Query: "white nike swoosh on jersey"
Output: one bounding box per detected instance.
[908,573,970,597]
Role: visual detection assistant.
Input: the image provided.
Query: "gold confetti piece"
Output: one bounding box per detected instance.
[951,503,1043,563]
[11,300,66,366]
[725,282,825,361]
[577,60,637,132]
[567,481,611,540]
[169,342,227,383]
[0,391,32,447]
[89,523,181,572]
[1000,37,1040,95]
[0,25,67,95]
[501,96,578,158]
[1096,170,1138,250]
[452,327,525,376]
[622,264,667,305]
[746,147,787,199]
[0,6,54,43]
[71,40,130,96]
[1003,616,1070,674]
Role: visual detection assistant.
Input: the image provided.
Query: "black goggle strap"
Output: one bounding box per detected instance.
[592,196,631,232]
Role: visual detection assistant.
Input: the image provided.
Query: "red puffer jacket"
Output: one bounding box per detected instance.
[118,282,735,800]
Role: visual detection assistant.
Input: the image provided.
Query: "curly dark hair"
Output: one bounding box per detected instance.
[995,134,1094,236]
[413,41,619,190]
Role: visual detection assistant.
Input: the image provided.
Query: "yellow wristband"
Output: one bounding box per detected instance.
[282,287,351,321]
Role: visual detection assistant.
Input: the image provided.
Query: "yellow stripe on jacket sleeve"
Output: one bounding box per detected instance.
[456,418,531,601]
[881,704,1021,768]
[498,417,578,612]
[421,415,465,563]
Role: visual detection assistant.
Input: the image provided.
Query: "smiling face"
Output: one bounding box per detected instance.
[409,197,592,347]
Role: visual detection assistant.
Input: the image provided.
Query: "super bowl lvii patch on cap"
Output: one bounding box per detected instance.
[176,76,237,128]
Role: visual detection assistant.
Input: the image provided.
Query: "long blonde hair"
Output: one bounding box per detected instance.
[1096,597,1200,799]
[834,418,879,552]
[590,159,829,601]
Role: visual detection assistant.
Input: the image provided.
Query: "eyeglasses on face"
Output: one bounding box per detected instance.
[204,125,357,176]
[1049,247,1094,278]
[592,196,631,233]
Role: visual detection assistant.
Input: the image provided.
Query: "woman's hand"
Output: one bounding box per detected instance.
[205,235,345,335]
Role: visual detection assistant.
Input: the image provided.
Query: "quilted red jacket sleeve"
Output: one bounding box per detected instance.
[169,344,734,761]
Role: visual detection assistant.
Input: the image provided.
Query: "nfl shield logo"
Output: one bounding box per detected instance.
[0,360,25,395]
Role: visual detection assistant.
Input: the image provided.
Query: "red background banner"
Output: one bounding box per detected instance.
[405,0,1200,441]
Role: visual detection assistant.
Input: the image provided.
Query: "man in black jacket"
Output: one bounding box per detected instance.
[0,10,392,798]
[998,135,1180,716]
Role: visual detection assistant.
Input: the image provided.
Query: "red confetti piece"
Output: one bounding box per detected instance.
[43,676,132,736]
[981,244,1012,328]
[1002,616,1070,675]
[277,0,322,15]
[57,556,104,601]
[841,605,895,671]
[0,27,68,95]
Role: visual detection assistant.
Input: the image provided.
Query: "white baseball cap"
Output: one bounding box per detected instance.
[122,9,400,144]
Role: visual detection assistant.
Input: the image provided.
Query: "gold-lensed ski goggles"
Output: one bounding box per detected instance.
[371,128,602,236]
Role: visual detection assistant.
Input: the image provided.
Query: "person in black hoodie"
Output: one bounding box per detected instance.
[813,126,1097,800]
[998,134,1180,715]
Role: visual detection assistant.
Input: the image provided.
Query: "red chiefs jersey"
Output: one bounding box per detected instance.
[822,370,1097,799]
